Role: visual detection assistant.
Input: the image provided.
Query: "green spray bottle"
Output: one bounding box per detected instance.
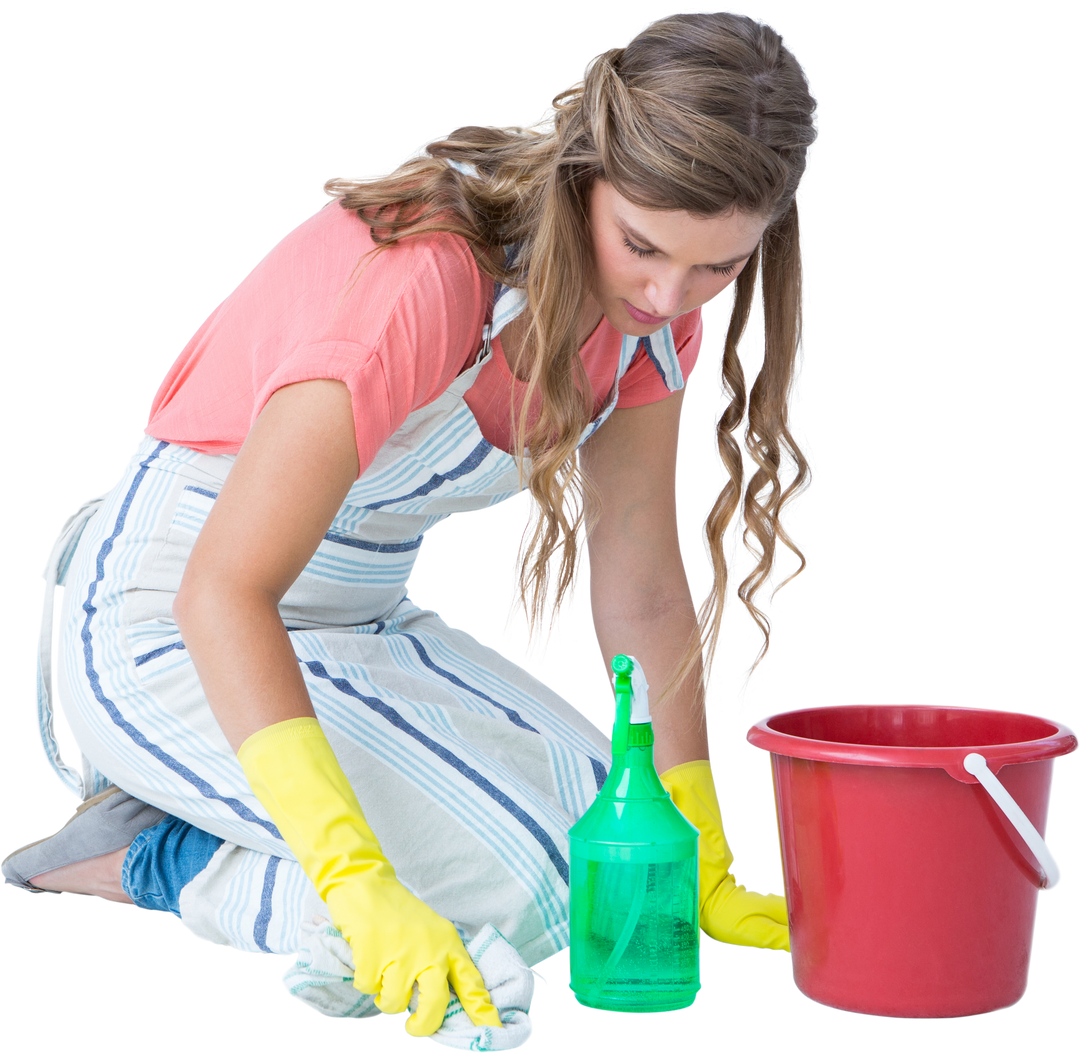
[568,654,700,1012]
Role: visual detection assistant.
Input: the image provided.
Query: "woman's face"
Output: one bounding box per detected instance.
[587,179,769,336]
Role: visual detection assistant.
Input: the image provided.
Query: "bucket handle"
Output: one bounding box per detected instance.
[963,753,1060,889]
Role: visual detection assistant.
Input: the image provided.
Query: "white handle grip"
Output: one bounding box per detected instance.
[963,753,1060,889]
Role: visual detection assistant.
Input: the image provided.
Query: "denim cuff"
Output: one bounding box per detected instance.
[121,815,224,917]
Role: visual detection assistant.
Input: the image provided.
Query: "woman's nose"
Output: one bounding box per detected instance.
[644,274,687,317]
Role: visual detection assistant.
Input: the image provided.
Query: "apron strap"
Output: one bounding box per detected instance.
[37,496,106,799]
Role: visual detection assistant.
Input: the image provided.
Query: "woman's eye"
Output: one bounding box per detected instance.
[622,236,652,259]
[626,235,734,275]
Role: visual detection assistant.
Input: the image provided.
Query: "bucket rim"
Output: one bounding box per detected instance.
[746,704,1077,782]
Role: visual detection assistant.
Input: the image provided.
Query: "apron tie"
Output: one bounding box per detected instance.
[33,490,107,803]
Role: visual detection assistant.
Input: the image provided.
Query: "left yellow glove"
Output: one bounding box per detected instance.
[660,759,789,951]
[238,717,501,1035]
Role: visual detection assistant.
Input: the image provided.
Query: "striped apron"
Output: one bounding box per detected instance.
[42,285,686,969]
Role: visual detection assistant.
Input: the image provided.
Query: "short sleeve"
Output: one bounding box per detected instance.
[249,231,487,477]
[146,203,490,469]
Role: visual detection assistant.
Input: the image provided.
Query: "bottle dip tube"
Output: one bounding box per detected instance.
[569,655,700,1012]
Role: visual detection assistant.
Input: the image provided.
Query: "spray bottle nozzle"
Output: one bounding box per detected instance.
[611,654,653,754]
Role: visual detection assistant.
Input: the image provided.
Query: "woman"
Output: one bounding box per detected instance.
[4,11,815,1039]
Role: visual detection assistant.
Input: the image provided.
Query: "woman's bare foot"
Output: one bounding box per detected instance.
[30,846,132,904]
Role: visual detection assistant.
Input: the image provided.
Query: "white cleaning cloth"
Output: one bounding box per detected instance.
[417,923,534,1049]
[284,916,534,1048]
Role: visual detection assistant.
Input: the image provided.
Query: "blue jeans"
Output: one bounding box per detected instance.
[121,815,224,917]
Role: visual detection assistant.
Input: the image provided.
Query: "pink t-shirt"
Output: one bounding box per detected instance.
[147,203,702,475]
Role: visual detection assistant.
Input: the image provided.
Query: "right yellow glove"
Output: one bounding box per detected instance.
[238,717,501,1036]
[660,759,789,951]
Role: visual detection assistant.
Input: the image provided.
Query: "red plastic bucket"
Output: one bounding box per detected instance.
[747,705,1076,1017]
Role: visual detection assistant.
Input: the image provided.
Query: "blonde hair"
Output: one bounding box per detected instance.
[326,12,817,689]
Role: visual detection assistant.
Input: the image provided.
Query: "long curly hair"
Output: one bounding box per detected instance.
[326,12,817,690]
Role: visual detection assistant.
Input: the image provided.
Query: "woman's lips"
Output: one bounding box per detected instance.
[622,300,672,326]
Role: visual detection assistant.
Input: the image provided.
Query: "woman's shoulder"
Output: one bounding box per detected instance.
[325,203,476,265]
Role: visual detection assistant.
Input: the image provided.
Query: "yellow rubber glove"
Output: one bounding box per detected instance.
[238,717,501,1036]
[659,759,789,951]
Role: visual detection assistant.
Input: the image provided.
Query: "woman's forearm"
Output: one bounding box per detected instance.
[173,583,316,753]
[591,581,708,774]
